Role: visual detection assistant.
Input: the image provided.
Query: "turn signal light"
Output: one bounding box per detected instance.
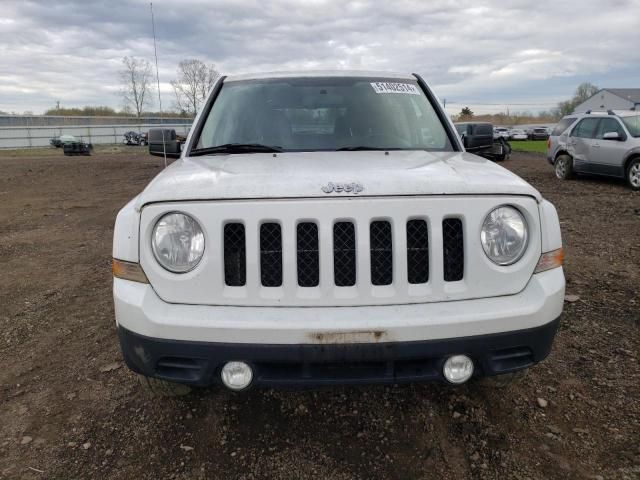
[534,248,564,274]
[112,258,149,283]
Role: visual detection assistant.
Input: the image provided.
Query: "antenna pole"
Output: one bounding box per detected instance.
[150,2,167,167]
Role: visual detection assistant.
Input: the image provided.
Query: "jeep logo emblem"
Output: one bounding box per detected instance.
[321,182,364,194]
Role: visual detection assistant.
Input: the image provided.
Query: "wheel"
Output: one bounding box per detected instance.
[555,154,574,180]
[476,370,527,388]
[626,157,640,190]
[137,374,192,397]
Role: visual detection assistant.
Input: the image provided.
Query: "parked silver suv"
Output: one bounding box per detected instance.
[549,111,640,190]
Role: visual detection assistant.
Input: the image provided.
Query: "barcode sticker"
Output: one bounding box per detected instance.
[370,82,420,95]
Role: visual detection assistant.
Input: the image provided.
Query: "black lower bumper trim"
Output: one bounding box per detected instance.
[118,318,560,387]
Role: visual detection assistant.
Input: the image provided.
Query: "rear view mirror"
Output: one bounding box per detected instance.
[602,131,622,141]
[148,129,182,158]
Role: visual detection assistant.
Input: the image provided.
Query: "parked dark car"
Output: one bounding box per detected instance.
[531,127,550,140]
[455,122,511,161]
[62,141,93,156]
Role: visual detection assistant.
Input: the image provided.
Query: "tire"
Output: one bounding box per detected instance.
[137,374,192,397]
[626,157,640,190]
[555,154,574,180]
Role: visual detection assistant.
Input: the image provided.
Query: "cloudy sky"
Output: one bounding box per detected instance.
[1,0,639,115]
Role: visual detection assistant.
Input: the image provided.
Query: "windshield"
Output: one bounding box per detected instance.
[621,115,640,137]
[194,77,454,152]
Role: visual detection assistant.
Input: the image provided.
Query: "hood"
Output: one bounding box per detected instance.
[136,150,541,207]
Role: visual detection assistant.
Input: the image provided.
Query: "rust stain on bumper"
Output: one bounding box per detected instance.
[310,330,388,344]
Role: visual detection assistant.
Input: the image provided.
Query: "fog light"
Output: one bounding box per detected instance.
[221,361,253,391]
[443,355,474,384]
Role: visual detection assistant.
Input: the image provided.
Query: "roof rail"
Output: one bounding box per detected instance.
[584,109,612,115]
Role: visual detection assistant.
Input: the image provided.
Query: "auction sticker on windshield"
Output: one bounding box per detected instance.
[370,82,420,95]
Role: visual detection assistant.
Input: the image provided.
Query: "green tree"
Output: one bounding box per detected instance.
[459,106,474,120]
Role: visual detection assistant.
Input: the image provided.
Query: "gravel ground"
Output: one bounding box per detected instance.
[0,148,638,479]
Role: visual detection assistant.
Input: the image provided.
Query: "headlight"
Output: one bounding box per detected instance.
[151,212,205,273]
[481,206,528,265]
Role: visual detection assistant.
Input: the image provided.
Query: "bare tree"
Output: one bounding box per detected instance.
[120,56,153,118]
[556,82,600,116]
[171,59,220,115]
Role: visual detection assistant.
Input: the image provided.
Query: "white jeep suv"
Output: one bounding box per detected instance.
[113,71,565,393]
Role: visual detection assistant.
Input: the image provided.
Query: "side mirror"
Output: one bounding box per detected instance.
[148,128,182,158]
[602,131,622,141]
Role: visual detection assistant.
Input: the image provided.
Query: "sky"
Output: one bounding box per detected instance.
[1,0,639,115]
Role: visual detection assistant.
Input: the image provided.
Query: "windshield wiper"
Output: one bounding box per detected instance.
[190,143,283,156]
[336,146,404,151]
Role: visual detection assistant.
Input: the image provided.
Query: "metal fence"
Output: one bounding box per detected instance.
[0,115,193,127]
[0,123,192,149]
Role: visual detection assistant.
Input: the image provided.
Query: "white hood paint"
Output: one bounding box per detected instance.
[136,150,541,207]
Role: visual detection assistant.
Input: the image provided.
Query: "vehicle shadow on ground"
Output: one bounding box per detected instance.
[111,378,525,479]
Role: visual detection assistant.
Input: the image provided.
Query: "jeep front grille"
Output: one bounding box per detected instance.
[142,196,540,306]
[442,218,464,281]
[260,223,283,287]
[224,218,464,288]
[333,222,357,287]
[297,222,319,287]
[406,219,429,284]
[370,221,393,286]
[223,223,246,286]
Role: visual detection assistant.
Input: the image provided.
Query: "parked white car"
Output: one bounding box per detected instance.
[494,127,510,139]
[510,129,528,140]
[113,71,565,394]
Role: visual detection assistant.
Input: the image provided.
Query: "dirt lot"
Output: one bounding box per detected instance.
[1,147,638,479]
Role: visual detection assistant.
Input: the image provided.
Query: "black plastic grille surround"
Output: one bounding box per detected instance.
[333,222,357,287]
[442,218,464,281]
[260,223,283,287]
[223,223,246,286]
[406,219,429,284]
[297,222,319,287]
[370,221,393,286]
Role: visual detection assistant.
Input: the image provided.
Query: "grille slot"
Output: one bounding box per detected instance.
[260,223,283,287]
[406,220,429,284]
[333,222,356,287]
[297,222,319,287]
[370,221,393,286]
[443,218,464,281]
[223,223,246,286]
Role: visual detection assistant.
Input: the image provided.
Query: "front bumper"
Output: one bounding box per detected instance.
[119,317,559,386]
[114,268,564,387]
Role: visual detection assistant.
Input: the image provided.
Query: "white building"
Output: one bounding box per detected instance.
[573,88,640,113]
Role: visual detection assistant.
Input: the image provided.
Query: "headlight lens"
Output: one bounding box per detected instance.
[481,206,528,265]
[151,212,205,273]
